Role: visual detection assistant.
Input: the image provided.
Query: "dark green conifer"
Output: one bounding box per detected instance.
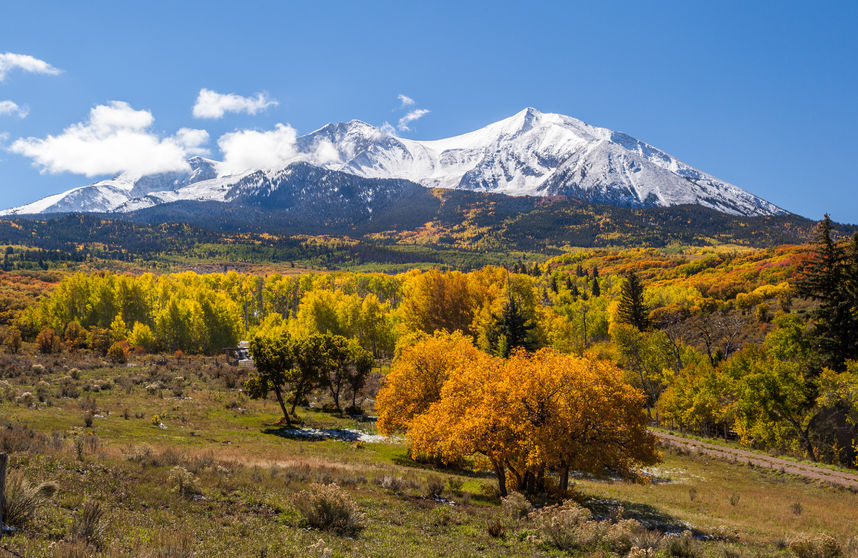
[617,271,650,331]
[795,215,856,370]
[485,295,537,358]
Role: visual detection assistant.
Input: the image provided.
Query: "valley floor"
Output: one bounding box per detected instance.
[1,352,857,557]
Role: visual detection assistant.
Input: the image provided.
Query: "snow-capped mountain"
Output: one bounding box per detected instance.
[1,108,785,217]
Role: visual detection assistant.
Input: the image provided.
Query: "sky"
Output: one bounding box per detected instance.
[0,1,856,221]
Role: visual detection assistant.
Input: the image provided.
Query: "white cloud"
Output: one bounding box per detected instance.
[397,108,430,131]
[193,88,278,119]
[0,52,61,81]
[175,127,210,155]
[0,100,28,118]
[397,94,415,108]
[9,101,202,177]
[380,122,397,136]
[217,123,298,175]
[312,138,340,165]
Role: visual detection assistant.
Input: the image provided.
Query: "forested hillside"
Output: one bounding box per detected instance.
[0,197,854,275]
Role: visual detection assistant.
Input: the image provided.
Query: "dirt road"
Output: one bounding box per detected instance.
[654,430,858,491]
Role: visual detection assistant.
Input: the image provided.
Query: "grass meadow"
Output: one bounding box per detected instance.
[1,350,856,557]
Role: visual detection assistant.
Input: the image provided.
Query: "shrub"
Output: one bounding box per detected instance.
[1,470,59,528]
[107,341,129,364]
[529,500,595,551]
[379,475,405,492]
[501,492,532,520]
[83,412,94,428]
[529,500,650,554]
[88,327,113,355]
[64,321,88,349]
[661,531,702,558]
[36,327,62,354]
[168,466,200,498]
[487,519,506,538]
[788,534,842,558]
[629,528,664,553]
[70,500,107,549]
[446,477,464,494]
[35,380,51,401]
[4,327,21,354]
[0,423,47,453]
[425,475,445,498]
[293,483,366,535]
[0,379,14,401]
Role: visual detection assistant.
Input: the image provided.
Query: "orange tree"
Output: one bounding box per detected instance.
[398,344,659,496]
[375,331,483,435]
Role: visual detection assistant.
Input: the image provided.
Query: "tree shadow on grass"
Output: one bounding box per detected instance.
[585,497,708,538]
[263,426,379,442]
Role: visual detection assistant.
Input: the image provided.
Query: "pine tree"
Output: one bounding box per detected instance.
[569,281,579,299]
[617,271,650,331]
[591,277,600,297]
[548,275,558,293]
[847,233,858,308]
[485,295,537,358]
[795,215,856,370]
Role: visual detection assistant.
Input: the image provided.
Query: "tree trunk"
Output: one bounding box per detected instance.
[272,387,292,426]
[493,461,507,497]
[524,470,535,495]
[329,379,342,413]
[559,463,570,493]
[290,379,307,416]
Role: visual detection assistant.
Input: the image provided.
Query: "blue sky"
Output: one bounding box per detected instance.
[1,1,856,221]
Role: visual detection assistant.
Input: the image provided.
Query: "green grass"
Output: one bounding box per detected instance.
[1,351,856,557]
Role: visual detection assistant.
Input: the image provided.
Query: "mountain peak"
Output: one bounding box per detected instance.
[1,109,785,218]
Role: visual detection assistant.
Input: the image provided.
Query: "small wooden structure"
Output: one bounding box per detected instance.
[224,340,253,366]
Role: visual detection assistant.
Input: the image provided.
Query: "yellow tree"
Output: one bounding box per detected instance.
[375,331,483,435]
[398,270,475,336]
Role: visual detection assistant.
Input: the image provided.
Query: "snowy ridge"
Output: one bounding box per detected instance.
[1,109,785,217]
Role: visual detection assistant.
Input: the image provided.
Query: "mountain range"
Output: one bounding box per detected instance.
[2,108,785,219]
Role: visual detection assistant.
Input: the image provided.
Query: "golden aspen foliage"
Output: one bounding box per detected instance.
[375,331,484,435]
[403,347,659,495]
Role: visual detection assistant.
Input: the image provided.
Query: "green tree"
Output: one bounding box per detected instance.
[617,271,650,331]
[795,215,856,370]
[246,329,298,425]
[484,295,537,358]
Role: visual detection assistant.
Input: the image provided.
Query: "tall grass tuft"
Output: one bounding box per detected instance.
[70,500,107,549]
[293,483,365,536]
[1,470,58,528]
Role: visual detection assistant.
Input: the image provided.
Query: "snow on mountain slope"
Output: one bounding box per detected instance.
[1,109,785,217]
[1,157,220,215]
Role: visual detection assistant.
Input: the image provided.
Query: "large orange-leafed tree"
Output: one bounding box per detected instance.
[402,346,659,496]
[375,331,483,435]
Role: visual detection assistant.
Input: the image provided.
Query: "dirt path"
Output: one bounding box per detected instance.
[653,430,858,491]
